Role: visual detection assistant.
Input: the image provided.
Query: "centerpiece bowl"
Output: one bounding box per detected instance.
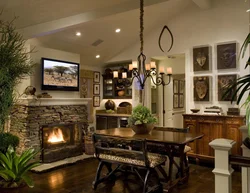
[131,123,154,134]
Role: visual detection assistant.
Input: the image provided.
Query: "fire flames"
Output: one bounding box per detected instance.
[48,127,65,143]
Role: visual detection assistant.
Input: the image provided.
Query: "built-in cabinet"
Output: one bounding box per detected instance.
[96,114,130,130]
[183,114,245,160]
[103,64,132,99]
[103,76,132,99]
[96,116,118,130]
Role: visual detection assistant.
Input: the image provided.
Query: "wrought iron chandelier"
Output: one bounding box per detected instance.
[113,0,173,89]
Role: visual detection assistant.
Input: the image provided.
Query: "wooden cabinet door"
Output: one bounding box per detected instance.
[209,122,224,156]
[107,117,118,129]
[184,119,197,154]
[197,117,223,157]
[96,116,108,130]
[225,124,242,155]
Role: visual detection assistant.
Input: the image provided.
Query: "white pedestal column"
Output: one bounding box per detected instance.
[209,138,235,193]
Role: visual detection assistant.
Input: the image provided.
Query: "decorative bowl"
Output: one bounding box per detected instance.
[190,109,200,113]
[131,123,154,134]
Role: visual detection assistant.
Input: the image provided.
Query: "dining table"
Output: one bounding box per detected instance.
[95,127,204,192]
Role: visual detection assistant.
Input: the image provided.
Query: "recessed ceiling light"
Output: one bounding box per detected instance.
[247,9,250,12]
[115,29,121,33]
[76,32,81,36]
[96,55,100,58]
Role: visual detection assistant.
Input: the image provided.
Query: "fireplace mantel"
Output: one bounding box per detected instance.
[17,98,92,106]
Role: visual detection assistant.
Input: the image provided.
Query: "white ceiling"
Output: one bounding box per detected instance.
[0,0,209,67]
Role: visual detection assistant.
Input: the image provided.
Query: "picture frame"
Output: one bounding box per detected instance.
[217,74,237,101]
[93,96,100,107]
[193,76,210,101]
[193,46,210,72]
[93,84,100,95]
[217,43,236,70]
[94,71,100,83]
[179,80,184,94]
[173,80,179,94]
[173,94,179,108]
[179,94,184,108]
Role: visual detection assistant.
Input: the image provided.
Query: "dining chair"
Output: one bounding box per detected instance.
[148,127,191,182]
[92,133,167,193]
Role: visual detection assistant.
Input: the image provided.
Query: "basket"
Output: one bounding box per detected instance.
[117,107,127,114]
[84,135,94,155]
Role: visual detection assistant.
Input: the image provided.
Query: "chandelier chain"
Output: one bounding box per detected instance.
[140,0,144,53]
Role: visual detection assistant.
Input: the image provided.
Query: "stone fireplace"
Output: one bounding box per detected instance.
[10,98,91,162]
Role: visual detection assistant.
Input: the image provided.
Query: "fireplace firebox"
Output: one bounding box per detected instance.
[41,123,83,163]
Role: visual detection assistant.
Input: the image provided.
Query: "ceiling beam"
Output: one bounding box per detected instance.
[18,0,170,39]
[192,0,212,10]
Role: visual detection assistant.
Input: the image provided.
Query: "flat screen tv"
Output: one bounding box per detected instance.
[41,58,79,91]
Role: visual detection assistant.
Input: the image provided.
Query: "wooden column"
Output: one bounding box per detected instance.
[209,138,235,193]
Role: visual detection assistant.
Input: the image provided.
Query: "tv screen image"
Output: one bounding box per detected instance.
[42,58,79,91]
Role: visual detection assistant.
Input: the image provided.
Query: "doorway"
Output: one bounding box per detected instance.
[151,54,186,127]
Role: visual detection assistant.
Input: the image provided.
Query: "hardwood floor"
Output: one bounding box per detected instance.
[1,158,241,193]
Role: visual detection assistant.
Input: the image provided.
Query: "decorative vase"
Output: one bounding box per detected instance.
[105,100,115,110]
[118,90,125,96]
[131,123,154,134]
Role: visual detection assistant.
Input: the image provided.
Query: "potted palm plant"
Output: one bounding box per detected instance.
[128,104,158,134]
[224,32,250,148]
[0,17,35,132]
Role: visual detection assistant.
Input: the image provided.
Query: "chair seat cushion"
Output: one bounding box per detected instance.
[184,145,191,153]
[98,152,166,168]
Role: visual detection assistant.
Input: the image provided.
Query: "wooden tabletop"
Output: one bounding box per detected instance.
[95,127,204,145]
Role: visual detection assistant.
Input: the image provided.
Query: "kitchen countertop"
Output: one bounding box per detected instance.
[96,112,131,117]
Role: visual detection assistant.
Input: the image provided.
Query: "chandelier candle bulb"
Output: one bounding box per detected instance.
[122,72,127,79]
[159,66,165,73]
[145,64,150,71]
[167,67,172,75]
[132,61,138,69]
[150,61,156,69]
[129,64,133,71]
[113,71,118,78]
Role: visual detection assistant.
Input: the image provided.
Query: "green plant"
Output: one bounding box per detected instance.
[0,17,35,132]
[0,133,19,154]
[128,104,157,126]
[0,146,40,188]
[223,33,250,104]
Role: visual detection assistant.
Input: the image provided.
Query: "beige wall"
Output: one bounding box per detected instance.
[109,0,249,115]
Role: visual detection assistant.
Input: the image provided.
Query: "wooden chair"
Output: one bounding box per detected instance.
[92,133,167,193]
[148,127,191,183]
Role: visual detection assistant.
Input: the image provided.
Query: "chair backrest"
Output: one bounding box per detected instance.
[93,134,149,167]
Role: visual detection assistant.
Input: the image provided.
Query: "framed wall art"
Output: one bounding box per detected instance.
[217,43,236,69]
[93,96,100,107]
[93,84,100,95]
[193,46,210,72]
[193,76,210,101]
[173,80,179,94]
[173,79,185,109]
[173,94,179,108]
[179,94,184,108]
[94,71,100,83]
[218,74,237,101]
[179,80,184,94]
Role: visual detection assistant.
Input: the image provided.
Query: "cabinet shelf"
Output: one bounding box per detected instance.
[103,67,132,99]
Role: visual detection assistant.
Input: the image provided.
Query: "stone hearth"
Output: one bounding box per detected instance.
[9,98,91,162]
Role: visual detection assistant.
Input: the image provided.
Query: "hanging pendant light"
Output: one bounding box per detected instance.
[113,0,173,90]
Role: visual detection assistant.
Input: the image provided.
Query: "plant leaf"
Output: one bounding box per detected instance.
[22,174,34,188]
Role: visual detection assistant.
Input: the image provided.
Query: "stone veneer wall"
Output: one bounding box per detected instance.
[10,104,88,159]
